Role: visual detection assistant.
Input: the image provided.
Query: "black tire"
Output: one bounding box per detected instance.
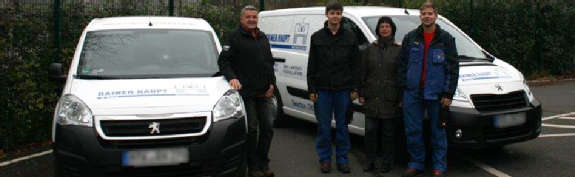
[271,89,290,128]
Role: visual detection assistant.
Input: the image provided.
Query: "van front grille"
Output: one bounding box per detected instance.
[100,117,206,137]
[470,91,528,112]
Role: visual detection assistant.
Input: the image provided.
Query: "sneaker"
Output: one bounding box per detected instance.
[380,163,391,173]
[432,169,445,177]
[401,168,424,177]
[320,162,331,173]
[363,163,375,172]
[337,163,351,174]
[261,166,275,177]
[249,169,265,177]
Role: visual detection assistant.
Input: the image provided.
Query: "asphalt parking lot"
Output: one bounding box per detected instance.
[1,80,574,177]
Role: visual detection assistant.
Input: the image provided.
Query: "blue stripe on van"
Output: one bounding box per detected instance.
[270,44,307,51]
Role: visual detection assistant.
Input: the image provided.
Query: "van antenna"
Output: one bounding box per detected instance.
[148,16,153,26]
[404,9,410,15]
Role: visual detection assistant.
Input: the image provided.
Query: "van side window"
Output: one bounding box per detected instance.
[341,17,369,45]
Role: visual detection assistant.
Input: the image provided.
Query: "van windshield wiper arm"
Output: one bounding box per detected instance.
[75,74,121,80]
[458,55,489,61]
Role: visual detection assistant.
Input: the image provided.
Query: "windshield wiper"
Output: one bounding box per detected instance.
[458,55,490,61]
[75,74,121,80]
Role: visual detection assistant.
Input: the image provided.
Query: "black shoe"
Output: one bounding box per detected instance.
[363,163,375,172]
[401,168,424,177]
[320,162,331,173]
[337,163,351,174]
[380,163,391,173]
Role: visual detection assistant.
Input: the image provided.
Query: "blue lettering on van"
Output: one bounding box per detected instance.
[291,100,314,112]
[267,34,291,43]
[282,64,303,76]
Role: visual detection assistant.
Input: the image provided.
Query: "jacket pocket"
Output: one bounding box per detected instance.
[384,85,399,102]
[432,48,445,64]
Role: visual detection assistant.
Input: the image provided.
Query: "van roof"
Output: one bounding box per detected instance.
[85,16,214,31]
[260,6,421,17]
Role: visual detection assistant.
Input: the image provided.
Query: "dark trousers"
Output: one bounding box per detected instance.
[364,116,395,163]
[243,97,274,169]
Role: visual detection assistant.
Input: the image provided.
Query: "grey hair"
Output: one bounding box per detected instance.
[241,5,258,17]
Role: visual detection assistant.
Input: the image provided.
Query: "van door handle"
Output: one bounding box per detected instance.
[274,57,286,63]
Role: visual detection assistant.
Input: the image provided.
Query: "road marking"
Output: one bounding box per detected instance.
[0,150,52,167]
[542,112,575,121]
[540,133,575,138]
[456,152,512,177]
[542,123,575,129]
[558,117,575,120]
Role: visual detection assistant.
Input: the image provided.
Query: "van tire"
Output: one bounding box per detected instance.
[272,89,290,128]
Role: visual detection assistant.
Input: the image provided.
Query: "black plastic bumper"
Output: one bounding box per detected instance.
[53,116,247,177]
[447,98,542,149]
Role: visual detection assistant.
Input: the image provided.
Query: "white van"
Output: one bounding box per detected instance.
[49,17,247,176]
[259,6,542,149]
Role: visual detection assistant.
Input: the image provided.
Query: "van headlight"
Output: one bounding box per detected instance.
[213,90,245,122]
[55,94,93,127]
[523,79,534,101]
[452,88,468,101]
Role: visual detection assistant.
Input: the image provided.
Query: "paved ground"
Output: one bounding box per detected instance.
[1,80,574,177]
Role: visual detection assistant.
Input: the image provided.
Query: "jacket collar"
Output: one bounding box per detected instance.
[415,24,443,38]
[322,21,345,36]
[238,24,262,38]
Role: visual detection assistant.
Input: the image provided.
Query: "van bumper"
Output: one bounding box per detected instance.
[447,98,542,149]
[53,116,247,177]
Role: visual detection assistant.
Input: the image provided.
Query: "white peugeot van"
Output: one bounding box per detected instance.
[259,6,542,149]
[49,17,247,177]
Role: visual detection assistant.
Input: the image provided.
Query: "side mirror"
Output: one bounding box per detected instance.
[49,63,67,84]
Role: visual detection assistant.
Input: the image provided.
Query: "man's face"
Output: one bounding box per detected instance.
[325,10,342,26]
[420,7,437,27]
[241,10,258,30]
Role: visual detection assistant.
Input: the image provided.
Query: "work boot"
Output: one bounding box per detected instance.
[401,168,424,177]
[320,162,331,173]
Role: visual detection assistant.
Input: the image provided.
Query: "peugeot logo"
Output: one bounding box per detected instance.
[495,84,503,92]
[149,122,160,134]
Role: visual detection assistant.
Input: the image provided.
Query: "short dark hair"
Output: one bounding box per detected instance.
[376,16,397,37]
[420,2,437,14]
[325,2,343,14]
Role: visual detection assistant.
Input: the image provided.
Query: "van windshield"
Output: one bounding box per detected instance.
[363,16,488,61]
[76,29,219,79]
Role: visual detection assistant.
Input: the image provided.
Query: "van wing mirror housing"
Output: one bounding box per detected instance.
[49,63,67,84]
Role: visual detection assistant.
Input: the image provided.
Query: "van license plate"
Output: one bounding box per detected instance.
[122,148,189,167]
[494,112,526,128]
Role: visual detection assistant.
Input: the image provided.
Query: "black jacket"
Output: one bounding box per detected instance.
[218,25,276,97]
[360,39,402,119]
[307,23,361,93]
[397,25,459,100]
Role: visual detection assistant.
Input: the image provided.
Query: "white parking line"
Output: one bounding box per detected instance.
[456,152,512,177]
[542,112,575,121]
[540,133,575,138]
[0,150,52,167]
[558,117,575,120]
[542,123,575,129]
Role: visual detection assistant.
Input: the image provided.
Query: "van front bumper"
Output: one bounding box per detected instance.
[447,99,542,149]
[53,116,247,177]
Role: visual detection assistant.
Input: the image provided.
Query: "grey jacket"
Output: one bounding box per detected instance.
[360,39,402,119]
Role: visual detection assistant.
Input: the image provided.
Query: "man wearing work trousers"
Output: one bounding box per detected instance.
[307,2,361,174]
[217,5,276,177]
[397,2,459,177]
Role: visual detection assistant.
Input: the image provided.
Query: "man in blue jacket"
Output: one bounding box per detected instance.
[397,2,459,177]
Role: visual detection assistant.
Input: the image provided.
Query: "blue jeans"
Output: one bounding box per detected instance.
[403,90,448,172]
[314,90,351,164]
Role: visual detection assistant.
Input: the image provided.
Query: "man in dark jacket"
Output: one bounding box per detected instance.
[217,5,276,177]
[397,2,459,177]
[307,2,360,174]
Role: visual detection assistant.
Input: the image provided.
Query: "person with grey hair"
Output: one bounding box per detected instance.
[218,5,276,177]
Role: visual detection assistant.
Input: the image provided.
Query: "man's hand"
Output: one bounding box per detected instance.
[350,92,358,100]
[441,98,452,108]
[265,85,274,98]
[310,94,318,102]
[229,79,242,90]
[359,97,365,105]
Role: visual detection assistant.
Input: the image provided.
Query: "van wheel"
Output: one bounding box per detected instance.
[271,89,290,128]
